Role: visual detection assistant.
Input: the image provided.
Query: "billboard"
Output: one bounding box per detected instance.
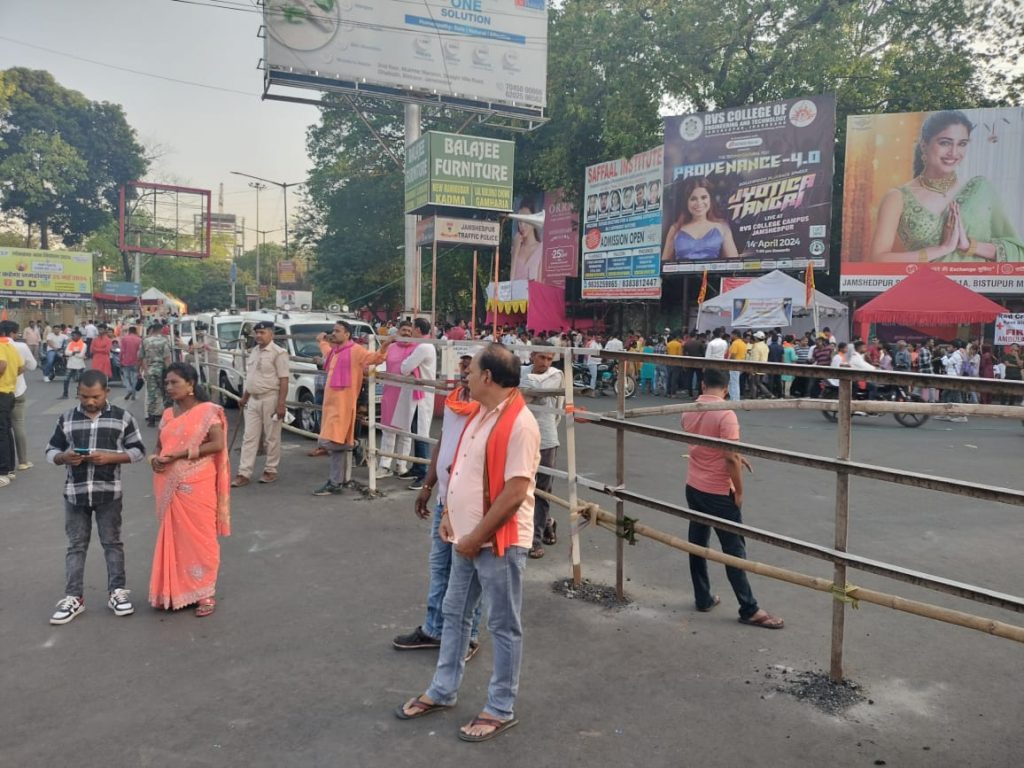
[662,94,836,275]
[581,146,664,299]
[405,131,515,214]
[276,289,313,310]
[416,216,501,247]
[0,248,93,301]
[840,106,1024,294]
[277,260,299,285]
[263,0,548,114]
[507,190,578,287]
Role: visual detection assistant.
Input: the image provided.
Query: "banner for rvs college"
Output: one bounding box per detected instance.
[581,146,664,299]
[662,94,836,275]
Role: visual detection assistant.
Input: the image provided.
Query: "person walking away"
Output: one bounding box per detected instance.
[0,323,24,487]
[4,321,38,473]
[140,324,172,427]
[89,324,113,377]
[119,326,142,399]
[666,331,684,397]
[376,320,415,479]
[148,363,230,616]
[398,318,436,489]
[232,321,289,487]
[978,345,995,405]
[521,342,563,558]
[23,320,41,363]
[395,344,540,742]
[61,330,88,399]
[681,368,783,629]
[781,335,797,398]
[939,341,968,422]
[726,330,747,401]
[683,331,705,396]
[393,355,483,660]
[640,340,657,395]
[748,331,774,398]
[312,321,390,496]
[45,369,146,623]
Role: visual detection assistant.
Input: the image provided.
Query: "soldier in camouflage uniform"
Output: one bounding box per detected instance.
[139,324,172,427]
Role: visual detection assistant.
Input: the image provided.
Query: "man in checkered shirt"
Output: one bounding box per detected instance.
[45,369,146,625]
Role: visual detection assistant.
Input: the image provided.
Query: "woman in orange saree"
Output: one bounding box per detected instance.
[148,362,230,616]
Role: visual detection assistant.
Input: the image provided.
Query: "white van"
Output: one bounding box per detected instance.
[229,310,375,433]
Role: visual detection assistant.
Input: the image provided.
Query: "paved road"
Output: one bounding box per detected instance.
[1,376,1021,767]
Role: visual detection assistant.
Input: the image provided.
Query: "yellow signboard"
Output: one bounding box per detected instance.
[0,248,94,301]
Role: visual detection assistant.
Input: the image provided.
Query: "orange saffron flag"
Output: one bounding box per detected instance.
[805,263,815,306]
[697,268,708,305]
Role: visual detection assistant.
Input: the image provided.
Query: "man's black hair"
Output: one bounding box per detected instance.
[703,368,729,388]
[478,343,521,388]
[79,370,109,389]
[413,317,431,336]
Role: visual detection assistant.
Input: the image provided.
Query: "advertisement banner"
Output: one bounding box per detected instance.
[662,94,836,275]
[731,297,793,328]
[840,106,1024,294]
[276,289,312,310]
[277,260,299,285]
[264,1,548,113]
[0,248,93,301]
[581,146,664,299]
[405,132,515,214]
[540,189,578,287]
[416,216,501,247]
[994,313,1024,345]
[721,276,754,293]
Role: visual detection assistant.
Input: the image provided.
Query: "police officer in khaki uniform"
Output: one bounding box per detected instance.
[232,321,289,486]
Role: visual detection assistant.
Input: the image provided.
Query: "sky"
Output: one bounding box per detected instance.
[0,0,321,246]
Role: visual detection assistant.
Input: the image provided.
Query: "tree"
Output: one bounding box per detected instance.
[0,68,148,249]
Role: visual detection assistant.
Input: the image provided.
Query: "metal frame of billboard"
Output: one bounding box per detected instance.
[119,181,212,259]
[262,68,548,132]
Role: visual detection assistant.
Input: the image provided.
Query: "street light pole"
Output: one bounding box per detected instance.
[249,181,267,308]
[231,171,303,258]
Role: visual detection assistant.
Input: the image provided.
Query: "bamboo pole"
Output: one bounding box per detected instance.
[831,378,853,682]
[615,360,626,601]
[492,245,499,339]
[588,508,1024,644]
[430,238,438,334]
[367,332,378,495]
[564,347,583,587]
[611,398,1024,419]
[471,249,478,337]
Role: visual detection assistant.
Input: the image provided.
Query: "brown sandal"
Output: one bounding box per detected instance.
[738,610,784,629]
[195,597,216,617]
[394,695,451,720]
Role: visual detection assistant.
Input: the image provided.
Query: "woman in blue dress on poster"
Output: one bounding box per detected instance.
[662,177,741,263]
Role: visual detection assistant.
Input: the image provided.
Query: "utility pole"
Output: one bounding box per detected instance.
[232,171,302,258]
[249,182,267,308]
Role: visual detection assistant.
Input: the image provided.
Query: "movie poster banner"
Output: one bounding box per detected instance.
[581,146,663,299]
[662,94,836,275]
[507,190,578,288]
[841,106,1024,294]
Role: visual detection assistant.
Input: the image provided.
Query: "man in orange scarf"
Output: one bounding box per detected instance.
[395,344,540,743]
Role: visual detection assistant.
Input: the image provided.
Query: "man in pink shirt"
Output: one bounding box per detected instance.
[396,344,540,742]
[681,367,783,629]
[117,326,143,400]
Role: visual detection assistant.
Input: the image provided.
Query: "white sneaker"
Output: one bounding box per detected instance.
[107,588,134,617]
[375,468,392,480]
[17,462,33,470]
[0,476,10,488]
[51,595,85,625]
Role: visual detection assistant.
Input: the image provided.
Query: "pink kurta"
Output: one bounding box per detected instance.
[379,341,415,426]
[317,340,387,445]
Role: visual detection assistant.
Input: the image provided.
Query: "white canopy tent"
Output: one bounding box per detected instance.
[695,270,849,340]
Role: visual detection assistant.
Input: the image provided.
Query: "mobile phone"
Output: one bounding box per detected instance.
[73,448,92,455]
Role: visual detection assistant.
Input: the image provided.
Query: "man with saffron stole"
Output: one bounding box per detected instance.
[395,344,540,743]
[148,363,230,617]
[312,320,390,496]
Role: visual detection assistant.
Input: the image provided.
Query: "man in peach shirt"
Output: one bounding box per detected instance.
[682,367,783,629]
[395,344,540,742]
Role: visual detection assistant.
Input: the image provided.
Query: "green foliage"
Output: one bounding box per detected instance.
[0,68,147,249]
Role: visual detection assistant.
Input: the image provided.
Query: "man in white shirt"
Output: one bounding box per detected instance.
[43,325,68,381]
[399,318,437,488]
[585,332,602,391]
[938,341,968,421]
[520,342,563,558]
[704,328,728,360]
[603,333,624,353]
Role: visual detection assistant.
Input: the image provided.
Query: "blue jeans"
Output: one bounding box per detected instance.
[728,370,741,401]
[64,498,126,597]
[410,410,429,480]
[121,364,139,395]
[425,546,528,720]
[423,503,481,641]
[685,485,759,620]
[43,348,59,378]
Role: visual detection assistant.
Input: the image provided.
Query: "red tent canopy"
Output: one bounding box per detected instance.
[853,268,1007,326]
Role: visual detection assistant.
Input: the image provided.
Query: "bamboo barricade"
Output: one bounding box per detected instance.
[580,348,1024,681]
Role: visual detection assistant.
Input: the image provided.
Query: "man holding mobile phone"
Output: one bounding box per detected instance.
[45,370,146,625]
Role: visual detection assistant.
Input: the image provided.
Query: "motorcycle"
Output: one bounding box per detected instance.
[572,359,637,398]
[817,380,928,428]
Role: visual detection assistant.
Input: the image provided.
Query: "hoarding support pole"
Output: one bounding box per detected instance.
[493,245,499,339]
[405,104,421,318]
[830,378,853,682]
[471,250,478,338]
[564,347,583,587]
[431,239,438,334]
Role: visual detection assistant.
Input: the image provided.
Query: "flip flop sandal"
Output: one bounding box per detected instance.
[457,716,520,742]
[394,696,452,721]
[738,612,784,629]
[697,595,721,612]
[542,520,557,546]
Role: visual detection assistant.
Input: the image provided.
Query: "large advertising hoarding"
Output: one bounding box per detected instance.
[581,146,664,299]
[263,0,548,113]
[405,131,515,214]
[506,190,578,287]
[0,248,93,301]
[841,107,1024,294]
[662,94,836,275]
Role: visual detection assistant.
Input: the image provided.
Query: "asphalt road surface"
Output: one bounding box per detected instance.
[2,376,1021,767]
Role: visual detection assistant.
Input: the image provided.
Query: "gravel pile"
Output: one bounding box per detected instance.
[773,668,866,715]
[551,578,632,609]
